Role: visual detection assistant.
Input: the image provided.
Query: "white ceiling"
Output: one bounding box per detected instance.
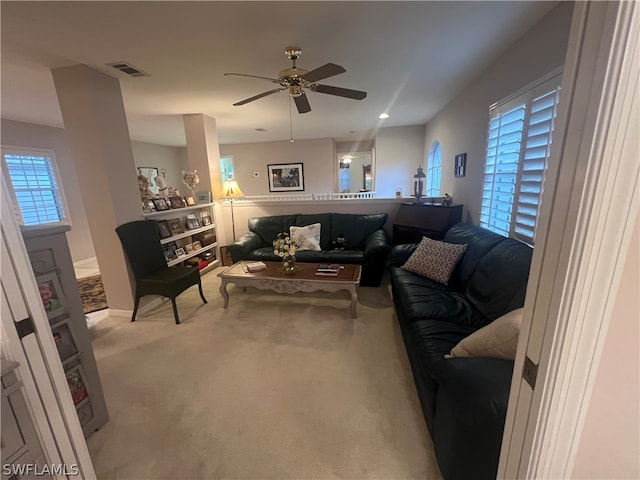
[1,1,557,146]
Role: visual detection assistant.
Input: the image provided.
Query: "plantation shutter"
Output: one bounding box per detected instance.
[2,149,68,226]
[480,72,562,245]
[513,79,561,244]
[480,96,527,237]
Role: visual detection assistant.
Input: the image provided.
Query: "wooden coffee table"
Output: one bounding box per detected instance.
[218,261,362,318]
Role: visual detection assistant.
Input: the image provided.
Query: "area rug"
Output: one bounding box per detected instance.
[77,274,108,314]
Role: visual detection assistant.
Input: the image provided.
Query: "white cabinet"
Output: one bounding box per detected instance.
[142,202,220,273]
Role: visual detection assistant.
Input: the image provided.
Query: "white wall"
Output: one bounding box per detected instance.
[220,138,335,196]
[423,1,574,224]
[1,120,190,264]
[1,119,96,263]
[375,125,426,198]
[571,212,640,479]
[131,141,189,194]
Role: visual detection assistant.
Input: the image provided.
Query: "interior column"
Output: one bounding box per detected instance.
[52,65,140,312]
[182,114,229,242]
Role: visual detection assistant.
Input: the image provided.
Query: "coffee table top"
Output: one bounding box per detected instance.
[219,261,361,284]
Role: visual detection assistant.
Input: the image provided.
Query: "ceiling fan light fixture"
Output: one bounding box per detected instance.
[289,85,303,97]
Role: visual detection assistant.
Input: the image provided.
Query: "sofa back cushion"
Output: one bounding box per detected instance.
[465,238,533,321]
[248,215,298,245]
[294,213,332,249]
[444,223,506,290]
[330,213,388,248]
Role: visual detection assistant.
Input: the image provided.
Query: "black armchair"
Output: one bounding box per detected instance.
[115,220,207,324]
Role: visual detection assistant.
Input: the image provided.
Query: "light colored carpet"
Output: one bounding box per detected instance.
[86,267,442,479]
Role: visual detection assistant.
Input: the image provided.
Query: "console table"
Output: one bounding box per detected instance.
[393,203,463,245]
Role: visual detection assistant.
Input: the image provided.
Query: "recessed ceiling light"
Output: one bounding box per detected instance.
[378,113,389,119]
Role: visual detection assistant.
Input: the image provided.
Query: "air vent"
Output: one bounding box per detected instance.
[106,62,149,77]
[254,128,267,132]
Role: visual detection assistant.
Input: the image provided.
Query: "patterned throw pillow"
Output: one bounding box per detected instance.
[402,236,467,284]
[290,223,322,251]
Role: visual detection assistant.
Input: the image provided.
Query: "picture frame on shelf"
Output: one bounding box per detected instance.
[192,241,202,250]
[151,197,170,211]
[167,218,183,235]
[186,218,201,230]
[169,195,186,209]
[146,200,156,212]
[267,163,304,192]
[66,366,89,406]
[184,196,196,206]
[195,191,211,204]
[175,247,186,257]
[185,243,194,254]
[52,322,78,363]
[36,272,67,321]
[156,220,172,239]
[201,215,212,226]
[142,201,153,214]
[163,242,178,262]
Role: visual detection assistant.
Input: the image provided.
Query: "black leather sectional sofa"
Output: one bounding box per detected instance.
[228,213,390,286]
[390,223,533,480]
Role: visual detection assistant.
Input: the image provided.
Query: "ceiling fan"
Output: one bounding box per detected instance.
[224,46,367,114]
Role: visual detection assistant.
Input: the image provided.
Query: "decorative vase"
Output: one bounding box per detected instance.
[282,254,297,274]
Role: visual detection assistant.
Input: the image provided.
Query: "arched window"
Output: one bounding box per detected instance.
[426,141,442,197]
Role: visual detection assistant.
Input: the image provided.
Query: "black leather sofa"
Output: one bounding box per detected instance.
[228,213,390,286]
[390,223,533,480]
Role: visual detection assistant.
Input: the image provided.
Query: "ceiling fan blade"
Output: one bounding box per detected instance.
[224,72,279,83]
[294,92,311,114]
[233,88,284,106]
[302,63,346,83]
[312,84,367,100]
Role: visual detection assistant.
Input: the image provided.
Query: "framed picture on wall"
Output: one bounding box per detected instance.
[267,163,304,192]
[454,153,467,178]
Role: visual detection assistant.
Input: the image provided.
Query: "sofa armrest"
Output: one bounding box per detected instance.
[363,229,390,257]
[390,243,417,267]
[228,232,264,262]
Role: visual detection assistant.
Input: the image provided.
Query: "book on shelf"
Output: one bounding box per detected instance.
[315,263,342,276]
[245,261,267,272]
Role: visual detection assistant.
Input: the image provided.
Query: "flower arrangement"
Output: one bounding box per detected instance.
[182,170,200,192]
[273,232,298,274]
[273,232,297,258]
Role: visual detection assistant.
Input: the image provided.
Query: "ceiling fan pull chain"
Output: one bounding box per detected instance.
[289,95,294,143]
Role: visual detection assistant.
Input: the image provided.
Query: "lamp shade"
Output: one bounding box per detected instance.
[221,179,244,199]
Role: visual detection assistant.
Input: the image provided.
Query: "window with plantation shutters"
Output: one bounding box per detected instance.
[2,147,69,226]
[480,72,561,245]
[426,140,442,197]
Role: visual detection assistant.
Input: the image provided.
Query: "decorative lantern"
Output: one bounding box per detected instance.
[413,166,426,204]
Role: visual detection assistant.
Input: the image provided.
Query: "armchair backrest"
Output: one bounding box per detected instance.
[115,220,168,278]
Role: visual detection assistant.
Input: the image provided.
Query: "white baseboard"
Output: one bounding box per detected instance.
[101,298,165,319]
[73,256,98,269]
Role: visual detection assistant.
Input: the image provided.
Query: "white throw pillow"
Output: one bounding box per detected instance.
[446,308,524,360]
[401,236,467,285]
[290,223,322,251]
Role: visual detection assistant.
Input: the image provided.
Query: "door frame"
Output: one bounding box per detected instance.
[499,1,640,478]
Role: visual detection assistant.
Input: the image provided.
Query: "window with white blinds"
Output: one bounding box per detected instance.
[480,73,561,245]
[2,148,69,226]
[426,140,442,197]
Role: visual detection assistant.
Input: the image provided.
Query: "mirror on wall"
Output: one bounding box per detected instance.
[337,151,374,193]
